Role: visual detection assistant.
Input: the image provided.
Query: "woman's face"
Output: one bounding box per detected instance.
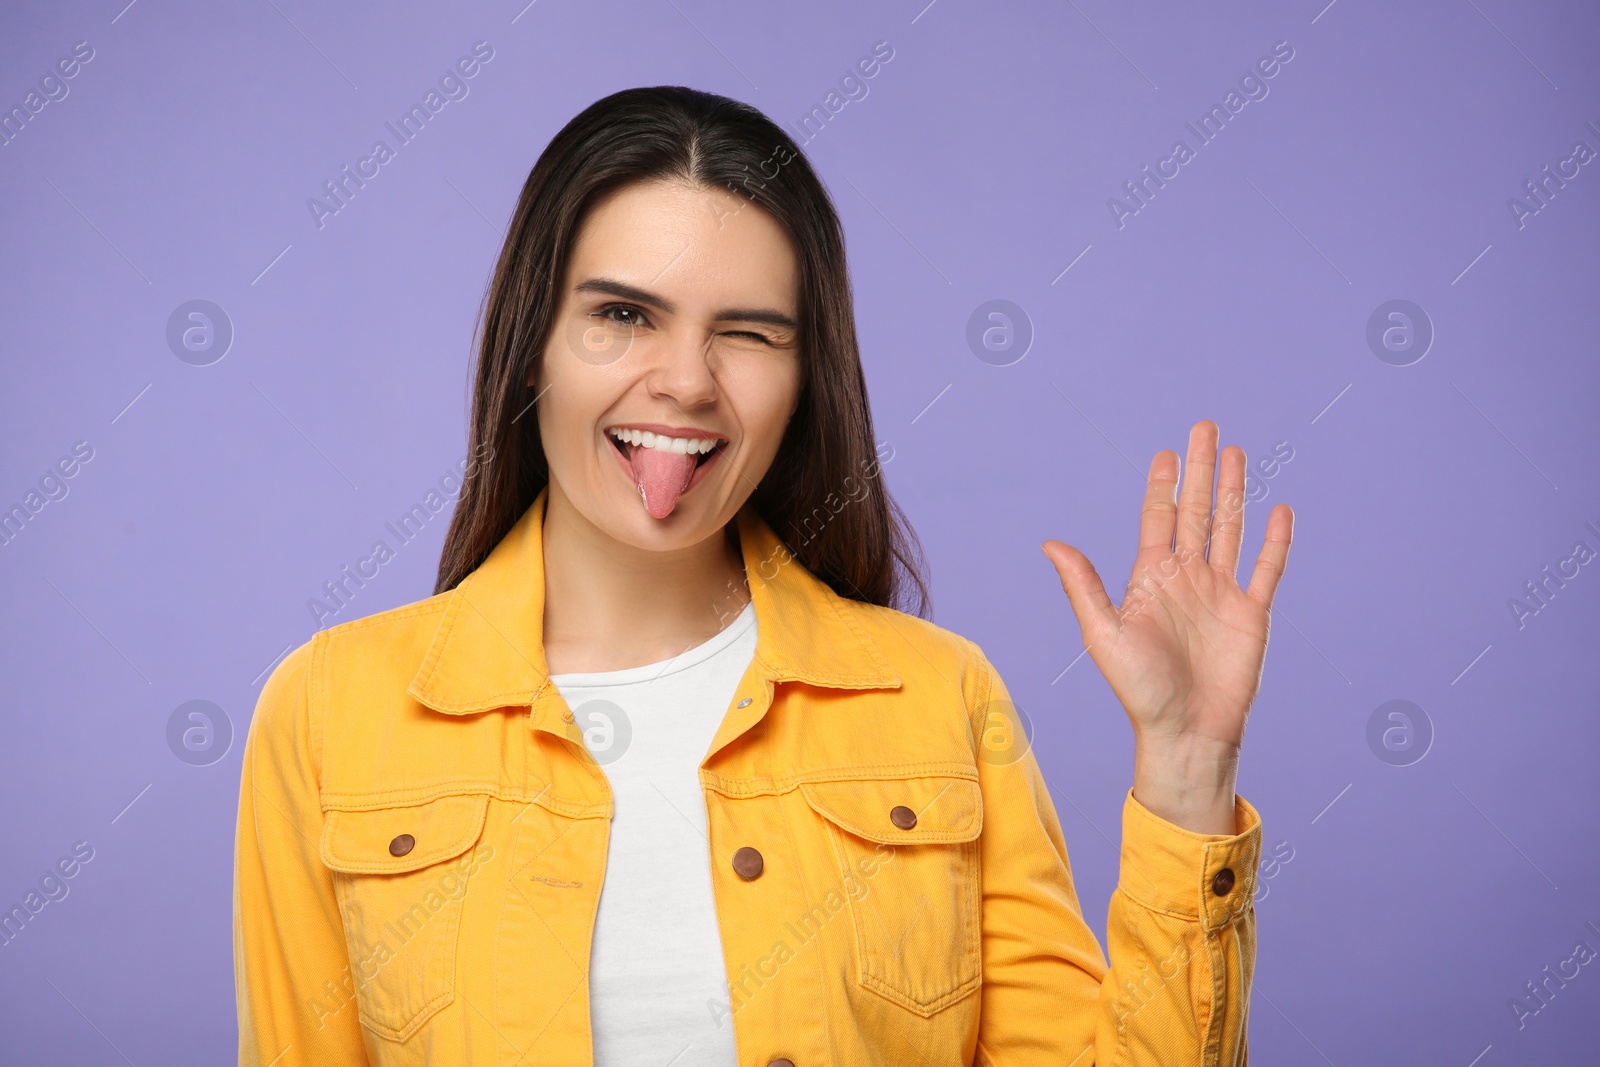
[531,178,803,550]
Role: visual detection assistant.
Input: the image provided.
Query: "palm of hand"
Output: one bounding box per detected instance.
[1043,421,1294,752]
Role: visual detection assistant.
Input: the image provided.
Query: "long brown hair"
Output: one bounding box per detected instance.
[433,85,930,617]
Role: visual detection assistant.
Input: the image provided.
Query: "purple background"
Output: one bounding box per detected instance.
[3,0,1597,1063]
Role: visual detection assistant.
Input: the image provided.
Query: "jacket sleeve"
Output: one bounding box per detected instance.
[965,642,1262,1067]
[233,635,372,1065]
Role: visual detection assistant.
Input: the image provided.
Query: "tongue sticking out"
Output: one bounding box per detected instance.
[629,444,700,519]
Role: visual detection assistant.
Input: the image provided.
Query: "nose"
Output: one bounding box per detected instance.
[642,328,720,409]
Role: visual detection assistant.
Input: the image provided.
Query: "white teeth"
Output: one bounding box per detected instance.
[608,428,719,455]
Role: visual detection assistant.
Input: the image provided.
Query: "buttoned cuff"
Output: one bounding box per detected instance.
[1117,790,1262,932]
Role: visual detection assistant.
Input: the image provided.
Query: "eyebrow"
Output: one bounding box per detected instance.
[573,277,799,332]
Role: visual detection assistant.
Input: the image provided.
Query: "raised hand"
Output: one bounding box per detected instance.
[1040,420,1295,835]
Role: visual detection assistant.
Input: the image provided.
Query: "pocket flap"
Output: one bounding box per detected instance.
[320,793,490,874]
[800,775,982,845]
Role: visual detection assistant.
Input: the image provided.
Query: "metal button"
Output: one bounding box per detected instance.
[889,805,918,830]
[736,697,752,708]
[389,834,415,857]
[1211,867,1235,896]
[732,846,764,880]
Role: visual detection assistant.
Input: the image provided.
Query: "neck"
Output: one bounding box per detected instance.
[539,480,750,675]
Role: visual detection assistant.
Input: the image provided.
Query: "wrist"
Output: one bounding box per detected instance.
[1131,732,1240,835]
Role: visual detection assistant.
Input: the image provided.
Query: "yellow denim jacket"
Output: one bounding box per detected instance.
[234,485,1262,1066]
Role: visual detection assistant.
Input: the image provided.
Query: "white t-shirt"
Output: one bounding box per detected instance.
[547,598,757,1067]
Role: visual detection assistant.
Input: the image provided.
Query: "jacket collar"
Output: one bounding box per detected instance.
[407,485,902,719]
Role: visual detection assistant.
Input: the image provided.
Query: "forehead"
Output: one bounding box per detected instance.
[566,179,799,312]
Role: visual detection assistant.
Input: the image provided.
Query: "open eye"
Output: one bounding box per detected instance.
[595,303,650,328]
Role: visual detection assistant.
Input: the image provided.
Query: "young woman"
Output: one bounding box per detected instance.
[234,86,1294,1067]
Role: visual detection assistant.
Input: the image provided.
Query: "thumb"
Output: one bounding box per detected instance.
[1040,539,1119,644]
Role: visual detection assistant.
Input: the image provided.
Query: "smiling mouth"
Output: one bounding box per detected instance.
[604,429,730,518]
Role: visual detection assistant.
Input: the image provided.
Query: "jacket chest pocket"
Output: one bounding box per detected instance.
[800,774,983,1016]
[319,793,492,1042]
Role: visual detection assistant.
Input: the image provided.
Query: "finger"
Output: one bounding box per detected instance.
[1173,420,1220,561]
[1209,445,1247,581]
[1137,450,1180,552]
[1040,540,1119,643]
[1244,503,1295,607]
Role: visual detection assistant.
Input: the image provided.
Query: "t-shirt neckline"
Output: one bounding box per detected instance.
[546,598,755,688]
